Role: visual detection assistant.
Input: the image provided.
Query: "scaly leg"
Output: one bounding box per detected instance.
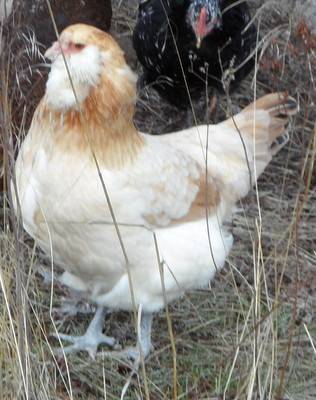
[101,311,153,367]
[52,306,119,358]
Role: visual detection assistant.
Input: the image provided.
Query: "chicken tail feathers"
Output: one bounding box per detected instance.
[242,92,298,145]
[207,93,298,204]
[243,92,297,116]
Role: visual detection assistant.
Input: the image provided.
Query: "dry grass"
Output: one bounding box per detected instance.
[0,0,315,399]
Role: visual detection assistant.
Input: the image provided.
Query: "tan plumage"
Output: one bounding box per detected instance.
[13,24,297,361]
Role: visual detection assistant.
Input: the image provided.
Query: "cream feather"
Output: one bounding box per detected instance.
[14,24,297,316]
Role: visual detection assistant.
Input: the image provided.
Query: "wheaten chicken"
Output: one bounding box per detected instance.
[13,24,297,362]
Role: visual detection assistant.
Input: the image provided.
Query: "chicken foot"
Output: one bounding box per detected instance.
[52,306,119,358]
[100,311,153,367]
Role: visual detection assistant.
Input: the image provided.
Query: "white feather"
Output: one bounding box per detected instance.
[14,29,291,316]
[15,127,235,312]
[45,45,102,110]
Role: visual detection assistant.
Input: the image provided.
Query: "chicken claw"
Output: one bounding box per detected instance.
[100,312,153,368]
[52,306,120,358]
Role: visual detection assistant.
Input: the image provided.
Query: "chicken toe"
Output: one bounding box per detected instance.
[52,306,119,358]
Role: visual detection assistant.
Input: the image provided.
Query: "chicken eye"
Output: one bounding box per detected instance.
[74,43,85,50]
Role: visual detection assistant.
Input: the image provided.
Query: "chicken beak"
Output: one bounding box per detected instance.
[44,41,62,61]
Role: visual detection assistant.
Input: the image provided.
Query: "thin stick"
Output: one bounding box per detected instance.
[153,233,178,400]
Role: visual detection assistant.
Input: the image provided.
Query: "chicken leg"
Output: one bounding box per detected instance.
[101,311,153,366]
[52,306,119,358]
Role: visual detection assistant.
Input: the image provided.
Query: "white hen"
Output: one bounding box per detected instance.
[14,24,297,361]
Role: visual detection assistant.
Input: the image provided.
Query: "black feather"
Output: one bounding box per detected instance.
[133,0,257,110]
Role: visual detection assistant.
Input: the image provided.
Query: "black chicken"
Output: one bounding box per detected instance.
[133,0,257,110]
